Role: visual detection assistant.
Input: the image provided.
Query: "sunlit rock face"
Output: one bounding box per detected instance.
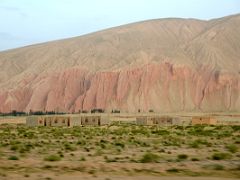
[0,14,240,113]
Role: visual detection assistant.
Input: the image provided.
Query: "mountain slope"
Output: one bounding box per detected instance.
[0,14,239,113]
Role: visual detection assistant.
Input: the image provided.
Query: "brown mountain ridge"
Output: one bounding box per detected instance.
[0,14,240,113]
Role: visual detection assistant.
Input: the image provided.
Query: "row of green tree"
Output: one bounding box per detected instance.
[0,108,155,116]
[0,109,118,116]
[0,110,66,116]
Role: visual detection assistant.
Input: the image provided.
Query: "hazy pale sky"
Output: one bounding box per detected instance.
[0,0,239,51]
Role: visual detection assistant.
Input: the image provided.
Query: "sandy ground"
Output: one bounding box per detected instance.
[1,174,239,180]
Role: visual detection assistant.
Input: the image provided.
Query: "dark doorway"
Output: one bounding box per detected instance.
[67,118,70,126]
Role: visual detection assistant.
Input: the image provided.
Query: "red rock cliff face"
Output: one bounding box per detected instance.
[0,62,239,113]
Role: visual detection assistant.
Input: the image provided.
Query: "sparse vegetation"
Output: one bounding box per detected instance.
[0,123,238,178]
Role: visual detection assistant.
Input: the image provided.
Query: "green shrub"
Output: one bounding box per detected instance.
[104,156,117,162]
[232,126,240,131]
[94,148,104,156]
[166,168,180,173]
[189,139,212,148]
[203,164,225,170]
[10,144,19,151]
[212,152,231,160]
[24,174,30,178]
[19,144,31,153]
[114,142,125,148]
[187,126,216,136]
[177,154,188,160]
[43,165,53,169]
[226,144,238,153]
[79,156,86,161]
[64,143,77,151]
[191,157,199,161]
[8,155,19,160]
[76,140,86,146]
[151,130,170,136]
[57,151,64,157]
[140,152,160,163]
[88,169,96,175]
[189,141,199,148]
[44,154,61,161]
[213,164,225,170]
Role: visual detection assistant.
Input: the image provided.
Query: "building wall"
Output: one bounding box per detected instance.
[136,117,154,125]
[49,116,70,127]
[26,116,71,127]
[81,116,100,126]
[136,117,143,125]
[136,117,147,125]
[26,116,38,127]
[26,115,110,127]
[81,115,110,126]
[26,116,44,127]
[172,118,181,125]
[70,116,82,127]
[100,116,110,125]
[154,117,172,125]
[136,116,181,126]
[37,117,45,126]
[191,117,217,125]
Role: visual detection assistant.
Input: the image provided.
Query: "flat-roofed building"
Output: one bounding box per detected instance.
[136,116,181,126]
[26,115,109,127]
